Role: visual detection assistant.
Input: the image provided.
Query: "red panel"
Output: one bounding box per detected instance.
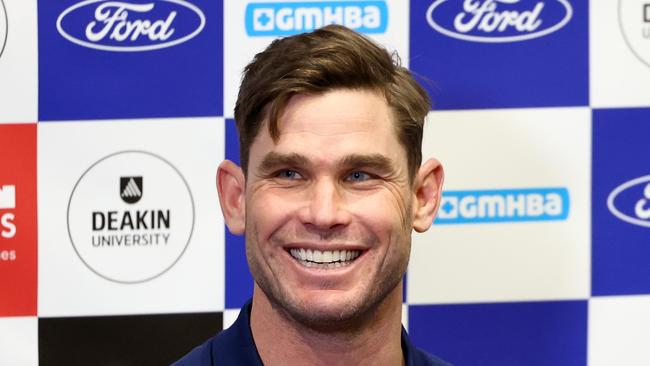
[0,124,37,316]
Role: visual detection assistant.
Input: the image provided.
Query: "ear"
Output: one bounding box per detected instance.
[217,160,246,235]
[412,158,444,233]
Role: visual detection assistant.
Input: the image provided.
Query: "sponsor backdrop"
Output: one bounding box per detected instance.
[0,0,649,365]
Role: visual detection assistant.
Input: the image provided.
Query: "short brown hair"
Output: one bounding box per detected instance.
[234,24,430,181]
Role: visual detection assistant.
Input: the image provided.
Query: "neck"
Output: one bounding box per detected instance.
[250,284,405,366]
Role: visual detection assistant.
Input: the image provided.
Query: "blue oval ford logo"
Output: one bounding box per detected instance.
[56,0,205,52]
[426,0,573,43]
[607,175,650,228]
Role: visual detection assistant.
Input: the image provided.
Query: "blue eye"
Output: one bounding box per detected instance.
[277,170,302,179]
[347,171,371,182]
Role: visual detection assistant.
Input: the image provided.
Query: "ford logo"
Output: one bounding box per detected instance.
[607,175,650,228]
[426,0,573,43]
[56,0,206,52]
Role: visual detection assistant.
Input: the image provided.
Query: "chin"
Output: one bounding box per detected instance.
[284,297,368,331]
[276,285,395,332]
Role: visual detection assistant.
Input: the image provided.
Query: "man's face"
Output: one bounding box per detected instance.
[244,89,415,327]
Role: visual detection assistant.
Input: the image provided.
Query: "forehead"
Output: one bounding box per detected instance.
[248,89,404,166]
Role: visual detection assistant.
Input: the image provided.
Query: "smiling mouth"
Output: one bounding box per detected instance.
[288,248,361,269]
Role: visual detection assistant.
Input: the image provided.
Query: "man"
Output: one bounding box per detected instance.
[175,25,449,365]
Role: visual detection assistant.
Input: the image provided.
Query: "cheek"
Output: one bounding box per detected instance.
[348,190,412,240]
[352,187,411,223]
[246,191,299,240]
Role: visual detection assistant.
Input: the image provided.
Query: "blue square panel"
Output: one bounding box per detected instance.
[592,108,650,296]
[38,0,223,121]
[408,300,587,366]
[224,118,254,308]
[409,0,588,110]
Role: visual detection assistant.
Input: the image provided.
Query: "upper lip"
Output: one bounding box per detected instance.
[283,243,367,252]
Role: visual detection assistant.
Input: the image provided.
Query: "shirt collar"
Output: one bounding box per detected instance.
[224,299,423,365]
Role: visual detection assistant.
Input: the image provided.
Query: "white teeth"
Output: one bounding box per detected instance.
[289,248,361,267]
[313,250,323,262]
[323,251,332,262]
[332,250,340,261]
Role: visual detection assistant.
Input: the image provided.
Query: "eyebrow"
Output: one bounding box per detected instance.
[257,152,395,175]
[338,154,394,173]
[258,152,310,174]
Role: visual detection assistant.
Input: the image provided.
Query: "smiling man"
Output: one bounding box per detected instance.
[174,25,449,366]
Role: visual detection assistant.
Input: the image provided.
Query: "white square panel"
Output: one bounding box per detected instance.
[223,307,241,330]
[0,0,37,123]
[408,107,591,304]
[223,0,409,118]
[589,295,650,366]
[0,316,37,366]
[590,0,650,107]
[38,118,225,316]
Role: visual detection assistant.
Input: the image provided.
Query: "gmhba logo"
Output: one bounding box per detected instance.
[245,1,388,36]
[0,0,7,58]
[56,0,206,52]
[67,151,195,283]
[619,0,650,67]
[436,187,570,224]
[426,0,573,43]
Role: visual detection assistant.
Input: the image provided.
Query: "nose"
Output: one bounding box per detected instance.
[299,178,349,230]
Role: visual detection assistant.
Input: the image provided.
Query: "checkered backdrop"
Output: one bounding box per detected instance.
[1,0,650,365]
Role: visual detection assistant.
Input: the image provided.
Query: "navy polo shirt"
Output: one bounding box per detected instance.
[173,300,451,366]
